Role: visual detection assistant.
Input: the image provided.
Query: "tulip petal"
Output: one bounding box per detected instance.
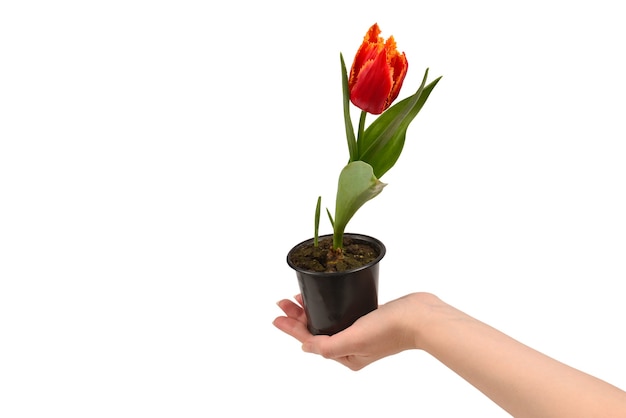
[350,53,393,115]
[349,23,383,90]
[385,38,408,106]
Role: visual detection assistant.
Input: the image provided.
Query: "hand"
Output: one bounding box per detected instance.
[273,293,428,370]
[275,293,626,417]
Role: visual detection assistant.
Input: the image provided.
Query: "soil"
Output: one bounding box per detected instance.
[288,236,379,273]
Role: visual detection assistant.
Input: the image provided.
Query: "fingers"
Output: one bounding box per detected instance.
[273,315,312,344]
[273,296,374,371]
[276,298,306,323]
[274,296,311,344]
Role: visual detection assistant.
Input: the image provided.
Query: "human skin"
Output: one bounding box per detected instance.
[273,292,626,418]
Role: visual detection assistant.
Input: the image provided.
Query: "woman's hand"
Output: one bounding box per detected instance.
[273,293,432,370]
[274,291,626,416]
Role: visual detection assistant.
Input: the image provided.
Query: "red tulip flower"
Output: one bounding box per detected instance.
[348,23,408,115]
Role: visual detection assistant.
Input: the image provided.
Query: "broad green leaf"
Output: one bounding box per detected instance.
[333,161,386,248]
[358,69,442,178]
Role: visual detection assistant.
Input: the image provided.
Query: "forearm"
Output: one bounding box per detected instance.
[409,293,626,418]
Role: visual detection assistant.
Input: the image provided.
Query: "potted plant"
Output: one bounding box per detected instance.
[287,23,441,335]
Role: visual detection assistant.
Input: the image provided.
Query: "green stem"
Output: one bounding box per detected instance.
[357,110,367,149]
[333,228,344,249]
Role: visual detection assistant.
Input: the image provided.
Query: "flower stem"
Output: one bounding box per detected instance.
[357,110,367,155]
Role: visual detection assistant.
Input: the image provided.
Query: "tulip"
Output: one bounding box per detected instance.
[348,23,408,115]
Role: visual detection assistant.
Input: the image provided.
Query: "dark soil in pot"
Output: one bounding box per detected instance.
[287,235,379,273]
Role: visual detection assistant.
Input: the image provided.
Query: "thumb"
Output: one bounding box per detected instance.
[301,341,318,354]
[302,333,356,359]
[302,336,329,355]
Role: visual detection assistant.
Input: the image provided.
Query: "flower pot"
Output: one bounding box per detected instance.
[286,233,386,336]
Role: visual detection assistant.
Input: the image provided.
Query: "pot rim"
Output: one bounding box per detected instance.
[286,233,386,276]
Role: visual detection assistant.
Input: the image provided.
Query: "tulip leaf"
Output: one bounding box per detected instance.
[358,69,442,178]
[333,161,386,248]
[314,196,321,247]
[326,208,334,227]
[340,53,358,162]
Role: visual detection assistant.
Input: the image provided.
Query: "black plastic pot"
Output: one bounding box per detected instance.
[286,233,386,336]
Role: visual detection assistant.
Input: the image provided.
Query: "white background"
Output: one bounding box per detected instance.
[1,1,625,417]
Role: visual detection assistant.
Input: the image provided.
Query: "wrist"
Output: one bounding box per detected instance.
[403,292,448,351]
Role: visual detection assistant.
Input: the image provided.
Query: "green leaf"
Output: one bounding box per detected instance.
[314,196,321,247]
[358,69,442,178]
[340,53,358,162]
[326,208,334,228]
[333,161,386,248]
